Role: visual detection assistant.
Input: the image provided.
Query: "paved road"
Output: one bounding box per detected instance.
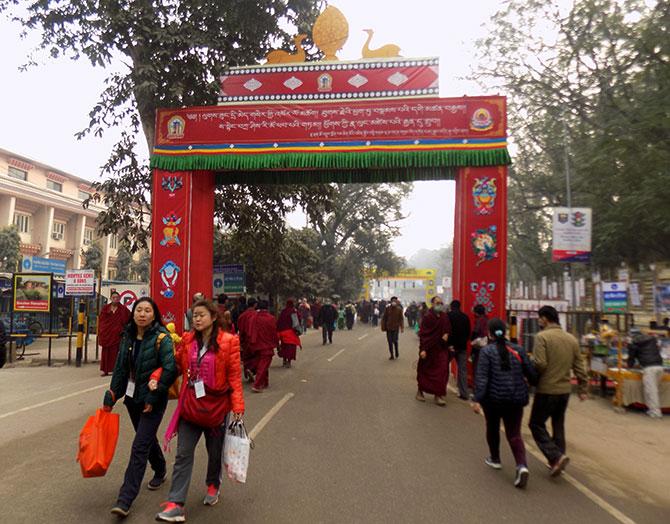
[0,325,666,523]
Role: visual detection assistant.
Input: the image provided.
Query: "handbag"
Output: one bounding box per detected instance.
[181,383,231,428]
[77,408,120,478]
[224,420,253,483]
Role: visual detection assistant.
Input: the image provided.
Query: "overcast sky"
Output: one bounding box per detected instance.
[0,0,504,259]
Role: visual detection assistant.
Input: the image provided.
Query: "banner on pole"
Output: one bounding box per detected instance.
[552,207,592,263]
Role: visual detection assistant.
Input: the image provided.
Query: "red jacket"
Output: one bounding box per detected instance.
[176,329,245,414]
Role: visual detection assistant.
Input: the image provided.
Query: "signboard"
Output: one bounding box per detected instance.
[22,255,67,276]
[212,264,245,296]
[655,284,670,314]
[13,273,52,312]
[65,269,96,296]
[629,282,642,307]
[552,207,592,263]
[603,282,628,313]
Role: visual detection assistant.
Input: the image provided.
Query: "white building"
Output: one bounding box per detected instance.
[0,147,123,278]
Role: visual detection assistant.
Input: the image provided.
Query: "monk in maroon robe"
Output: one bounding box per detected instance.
[237,298,258,381]
[277,300,301,368]
[417,296,452,405]
[97,291,131,375]
[247,300,278,392]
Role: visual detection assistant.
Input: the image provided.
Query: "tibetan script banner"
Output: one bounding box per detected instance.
[155,96,506,150]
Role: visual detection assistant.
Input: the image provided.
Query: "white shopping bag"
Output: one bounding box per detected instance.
[223,421,253,483]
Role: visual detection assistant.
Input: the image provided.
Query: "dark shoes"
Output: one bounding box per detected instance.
[110,504,130,518]
[147,472,168,490]
[550,455,570,477]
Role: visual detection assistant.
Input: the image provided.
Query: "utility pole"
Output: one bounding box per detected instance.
[563,118,577,314]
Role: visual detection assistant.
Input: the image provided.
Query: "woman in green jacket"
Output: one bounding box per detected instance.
[102,297,177,518]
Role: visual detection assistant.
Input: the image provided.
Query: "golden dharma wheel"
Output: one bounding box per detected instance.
[312,5,349,61]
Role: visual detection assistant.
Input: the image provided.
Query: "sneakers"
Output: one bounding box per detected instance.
[203,484,220,506]
[251,386,263,393]
[156,502,186,522]
[388,355,395,360]
[434,395,446,406]
[147,472,168,490]
[550,455,570,477]
[485,457,502,470]
[110,504,130,518]
[415,391,426,402]
[514,466,530,488]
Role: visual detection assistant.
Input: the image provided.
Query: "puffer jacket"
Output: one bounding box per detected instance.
[474,341,536,406]
[627,334,662,368]
[104,323,176,408]
[176,329,244,414]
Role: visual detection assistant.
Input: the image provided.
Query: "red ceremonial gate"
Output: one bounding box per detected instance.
[148,10,509,330]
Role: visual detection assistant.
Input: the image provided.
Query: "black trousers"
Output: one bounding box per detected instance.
[528,393,570,465]
[117,400,166,508]
[322,325,334,344]
[386,330,399,356]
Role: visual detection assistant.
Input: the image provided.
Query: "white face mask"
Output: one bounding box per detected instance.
[433,304,444,313]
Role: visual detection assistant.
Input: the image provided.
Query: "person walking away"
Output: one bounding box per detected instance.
[298,298,311,332]
[247,300,278,392]
[416,296,452,405]
[98,291,131,376]
[627,329,664,418]
[447,300,472,399]
[156,300,244,522]
[237,298,257,382]
[471,305,489,381]
[529,305,588,476]
[102,297,177,518]
[317,299,337,345]
[277,299,301,368]
[345,302,356,330]
[381,296,404,360]
[372,302,380,327]
[337,304,346,330]
[472,318,536,489]
[312,299,322,330]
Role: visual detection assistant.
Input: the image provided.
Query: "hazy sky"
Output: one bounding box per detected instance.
[0,0,503,259]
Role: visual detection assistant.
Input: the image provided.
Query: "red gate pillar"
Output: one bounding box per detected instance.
[150,170,215,332]
[453,166,508,320]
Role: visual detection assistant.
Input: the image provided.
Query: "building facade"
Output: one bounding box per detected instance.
[0,148,122,278]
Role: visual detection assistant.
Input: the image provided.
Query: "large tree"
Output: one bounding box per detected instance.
[3,0,329,251]
[474,0,670,281]
[0,226,21,272]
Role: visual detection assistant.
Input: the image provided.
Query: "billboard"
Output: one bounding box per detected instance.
[13,273,52,312]
[603,282,628,313]
[552,207,592,263]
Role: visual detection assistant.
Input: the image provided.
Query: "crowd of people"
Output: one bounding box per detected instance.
[95,287,664,519]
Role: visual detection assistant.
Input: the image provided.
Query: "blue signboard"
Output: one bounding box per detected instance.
[22,256,67,276]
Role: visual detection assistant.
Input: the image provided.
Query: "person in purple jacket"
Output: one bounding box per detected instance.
[472,318,537,489]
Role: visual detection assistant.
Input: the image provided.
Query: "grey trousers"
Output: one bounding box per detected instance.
[643,366,664,417]
[450,350,469,398]
[167,419,225,505]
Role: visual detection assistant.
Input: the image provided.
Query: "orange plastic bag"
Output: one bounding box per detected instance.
[77,408,120,478]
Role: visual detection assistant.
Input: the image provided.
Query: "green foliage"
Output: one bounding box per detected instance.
[115,243,133,281]
[2,0,326,251]
[0,226,21,272]
[81,242,103,274]
[474,0,670,280]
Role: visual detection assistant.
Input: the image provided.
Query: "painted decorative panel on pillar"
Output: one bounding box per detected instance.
[151,169,215,332]
[453,166,508,320]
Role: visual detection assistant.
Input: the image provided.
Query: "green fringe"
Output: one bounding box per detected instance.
[150,148,511,184]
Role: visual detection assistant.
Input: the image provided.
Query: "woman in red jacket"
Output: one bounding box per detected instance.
[156,300,244,523]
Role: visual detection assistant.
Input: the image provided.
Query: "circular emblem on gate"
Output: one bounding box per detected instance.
[470,108,493,131]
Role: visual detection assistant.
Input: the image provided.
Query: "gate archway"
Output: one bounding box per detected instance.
[148,21,509,330]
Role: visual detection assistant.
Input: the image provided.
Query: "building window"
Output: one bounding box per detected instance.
[46,179,63,192]
[84,228,94,245]
[78,190,90,201]
[109,234,118,249]
[13,213,30,233]
[52,221,65,241]
[8,166,28,181]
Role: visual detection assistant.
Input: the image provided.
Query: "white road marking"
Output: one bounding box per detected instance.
[450,385,637,524]
[327,349,346,362]
[248,392,294,440]
[0,384,107,420]
[357,334,369,341]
